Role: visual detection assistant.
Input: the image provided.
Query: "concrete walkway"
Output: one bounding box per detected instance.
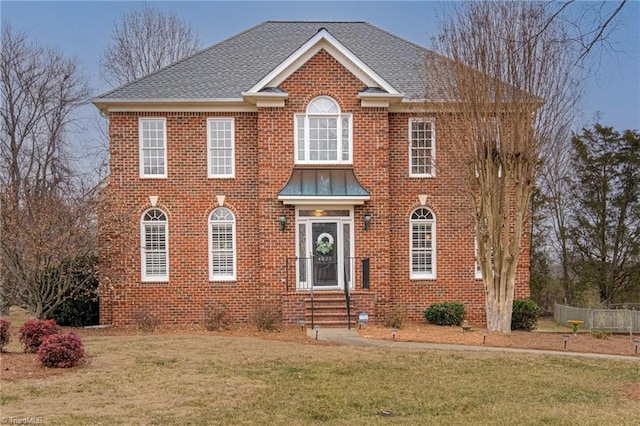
[307,327,640,361]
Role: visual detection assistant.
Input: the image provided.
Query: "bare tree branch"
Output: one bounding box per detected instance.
[1,23,95,318]
[574,0,627,63]
[100,5,200,87]
[431,2,581,331]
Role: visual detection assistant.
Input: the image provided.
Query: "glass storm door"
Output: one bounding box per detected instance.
[312,222,338,287]
[296,209,353,290]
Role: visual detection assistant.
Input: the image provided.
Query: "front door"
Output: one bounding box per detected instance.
[296,208,353,290]
[312,222,338,287]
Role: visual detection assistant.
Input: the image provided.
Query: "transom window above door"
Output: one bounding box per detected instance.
[295,96,352,164]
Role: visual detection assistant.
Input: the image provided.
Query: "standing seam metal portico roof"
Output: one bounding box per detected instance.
[278,168,370,205]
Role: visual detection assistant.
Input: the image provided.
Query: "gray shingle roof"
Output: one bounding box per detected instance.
[94,21,448,103]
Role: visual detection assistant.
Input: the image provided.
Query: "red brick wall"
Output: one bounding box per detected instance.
[99,48,530,327]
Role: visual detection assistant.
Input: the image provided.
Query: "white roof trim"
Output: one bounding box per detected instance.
[357,92,404,99]
[278,195,370,206]
[91,98,256,114]
[246,29,399,95]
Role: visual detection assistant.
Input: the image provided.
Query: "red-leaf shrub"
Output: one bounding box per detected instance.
[19,319,61,352]
[0,318,10,352]
[38,332,84,368]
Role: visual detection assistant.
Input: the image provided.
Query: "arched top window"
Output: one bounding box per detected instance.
[410,207,436,279]
[411,208,434,221]
[295,96,352,164]
[143,208,167,222]
[140,208,168,282]
[210,207,234,222]
[307,96,340,114]
[209,207,236,281]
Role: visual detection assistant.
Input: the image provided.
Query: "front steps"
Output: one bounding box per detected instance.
[304,292,357,328]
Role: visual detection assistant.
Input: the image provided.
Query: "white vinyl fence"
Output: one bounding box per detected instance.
[554,303,640,338]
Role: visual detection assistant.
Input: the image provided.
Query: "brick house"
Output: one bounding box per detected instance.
[93,21,530,327]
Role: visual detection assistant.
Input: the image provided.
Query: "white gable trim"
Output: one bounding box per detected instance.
[246,29,400,95]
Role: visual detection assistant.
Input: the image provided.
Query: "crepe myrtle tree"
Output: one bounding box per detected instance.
[431,2,580,332]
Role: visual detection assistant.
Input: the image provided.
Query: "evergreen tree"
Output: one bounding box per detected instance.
[569,124,640,305]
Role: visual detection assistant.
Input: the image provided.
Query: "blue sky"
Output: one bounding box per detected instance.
[3,1,639,132]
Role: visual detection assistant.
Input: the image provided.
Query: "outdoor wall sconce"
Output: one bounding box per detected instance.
[279,212,287,232]
[363,212,372,230]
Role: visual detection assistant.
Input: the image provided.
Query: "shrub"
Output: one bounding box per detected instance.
[38,332,84,368]
[423,302,466,326]
[19,319,61,352]
[47,256,99,327]
[203,305,228,331]
[379,306,404,328]
[0,318,10,352]
[253,304,281,331]
[511,299,542,331]
[133,311,161,332]
[591,329,612,340]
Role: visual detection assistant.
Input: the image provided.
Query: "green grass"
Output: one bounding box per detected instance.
[1,333,639,425]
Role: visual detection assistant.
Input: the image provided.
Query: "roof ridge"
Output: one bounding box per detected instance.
[264,20,368,23]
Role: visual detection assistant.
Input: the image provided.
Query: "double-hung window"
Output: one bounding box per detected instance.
[141,208,169,281]
[410,207,436,279]
[139,118,167,178]
[208,118,235,178]
[295,96,352,164]
[209,207,236,281]
[409,118,435,177]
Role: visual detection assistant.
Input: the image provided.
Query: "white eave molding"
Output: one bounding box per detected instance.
[244,29,401,99]
[278,195,370,206]
[91,98,256,114]
[240,91,289,108]
[358,91,405,108]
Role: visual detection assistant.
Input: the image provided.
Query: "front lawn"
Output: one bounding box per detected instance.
[1,331,639,425]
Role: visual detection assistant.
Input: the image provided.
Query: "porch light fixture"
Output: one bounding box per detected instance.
[278,212,287,232]
[363,212,372,230]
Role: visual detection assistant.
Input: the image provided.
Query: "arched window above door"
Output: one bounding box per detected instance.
[295,96,352,164]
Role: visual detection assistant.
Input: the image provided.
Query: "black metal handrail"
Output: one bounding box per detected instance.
[344,264,351,329]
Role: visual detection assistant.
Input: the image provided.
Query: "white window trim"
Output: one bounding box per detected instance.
[474,236,483,279]
[408,118,436,178]
[140,208,169,282]
[409,208,436,280]
[207,117,235,178]
[294,96,352,165]
[208,208,237,281]
[139,117,167,178]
